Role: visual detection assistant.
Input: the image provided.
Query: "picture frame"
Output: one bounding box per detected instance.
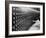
[5,1,45,37]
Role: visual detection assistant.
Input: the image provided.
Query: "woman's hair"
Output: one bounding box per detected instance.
[12,7,40,31]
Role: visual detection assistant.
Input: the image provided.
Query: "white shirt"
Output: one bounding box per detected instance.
[28,20,40,31]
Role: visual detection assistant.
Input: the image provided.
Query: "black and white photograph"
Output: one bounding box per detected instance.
[5,1,45,37]
[12,7,40,31]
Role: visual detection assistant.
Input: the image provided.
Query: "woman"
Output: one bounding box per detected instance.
[12,7,40,31]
